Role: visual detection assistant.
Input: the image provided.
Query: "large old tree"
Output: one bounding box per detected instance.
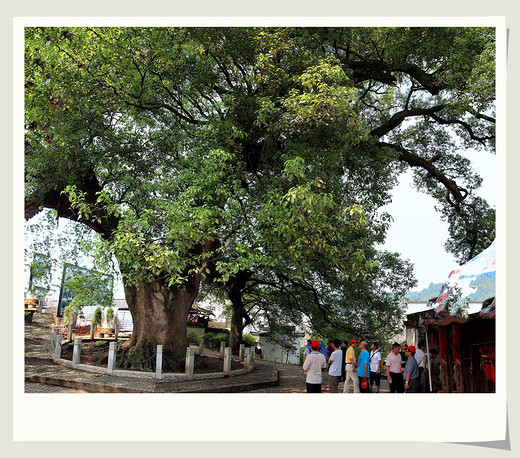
[25,27,495,367]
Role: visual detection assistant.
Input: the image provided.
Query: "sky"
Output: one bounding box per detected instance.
[380,147,496,291]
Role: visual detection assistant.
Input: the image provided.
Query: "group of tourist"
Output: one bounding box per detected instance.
[302,338,440,393]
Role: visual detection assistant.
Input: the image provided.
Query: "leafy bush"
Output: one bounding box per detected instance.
[200,332,217,349]
[188,331,200,345]
[242,333,256,347]
[200,332,231,349]
[63,303,79,325]
[96,340,108,347]
[93,306,103,326]
[106,307,114,327]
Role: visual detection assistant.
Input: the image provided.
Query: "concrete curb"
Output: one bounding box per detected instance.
[25,375,145,393]
[25,367,279,393]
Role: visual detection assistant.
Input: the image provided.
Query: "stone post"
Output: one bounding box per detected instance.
[107,342,117,375]
[54,335,62,360]
[220,341,226,358]
[250,346,255,361]
[90,322,96,339]
[156,345,163,380]
[239,343,245,361]
[223,347,232,375]
[244,347,251,370]
[72,337,82,365]
[185,347,195,380]
[114,323,119,341]
[49,331,57,350]
[67,323,73,341]
[199,338,205,356]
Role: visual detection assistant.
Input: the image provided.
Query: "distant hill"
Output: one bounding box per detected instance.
[405,276,495,303]
[405,282,443,302]
[467,274,495,301]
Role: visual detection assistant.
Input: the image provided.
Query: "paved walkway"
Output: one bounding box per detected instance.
[247,362,390,393]
[25,309,390,394]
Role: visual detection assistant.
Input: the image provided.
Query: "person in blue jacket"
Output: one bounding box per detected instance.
[305,340,330,360]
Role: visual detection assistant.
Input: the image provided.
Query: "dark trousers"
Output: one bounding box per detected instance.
[390,372,405,393]
[339,348,347,382]
[306,382,322,393]
[406,377,421,393]
[369,371,381,389]
[328,374,340,393]
[358,376,370,393]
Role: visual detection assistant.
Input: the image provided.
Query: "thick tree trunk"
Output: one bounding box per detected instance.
[229,304,244,353]
[228,270,253,352]
[117,274,201,371]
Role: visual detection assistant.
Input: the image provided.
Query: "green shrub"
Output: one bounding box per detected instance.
[106,307,114,327]
[96,340,108,347]
[242,333,256,346]
[93,306,103,326]
[63,302,79,325]
[188,331,200,345]
[199,332,216,349]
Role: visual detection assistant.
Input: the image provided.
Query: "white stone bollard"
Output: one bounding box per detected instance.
[220,341,226,358]
[244,347,251,370]
[185,347,195,380]
[156,345,163,380]
[67,323,73,341]
[199,338,205,356]
[49,332,57,350]
[223,347,232,374]
[239,343,245,361]
[54,335,63,360]
[107,341,117,375]
[72,338,82,365]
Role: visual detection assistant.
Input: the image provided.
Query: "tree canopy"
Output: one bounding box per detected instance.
[24,26,496,363]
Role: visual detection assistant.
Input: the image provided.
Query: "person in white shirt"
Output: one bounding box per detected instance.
[302,340,327,393]
[369,342,382,393]
[327,339,343,393]
[415,341,427,392]
[415,341,427,369]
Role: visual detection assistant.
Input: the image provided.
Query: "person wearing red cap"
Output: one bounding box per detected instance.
[404,345,420,393]
[342,338,359,393]
[302,339,327,393]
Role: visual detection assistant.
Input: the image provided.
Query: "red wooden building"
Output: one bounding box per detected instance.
[405,296,495,393]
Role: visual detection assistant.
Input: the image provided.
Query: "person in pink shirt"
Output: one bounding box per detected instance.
[385,342,405,393]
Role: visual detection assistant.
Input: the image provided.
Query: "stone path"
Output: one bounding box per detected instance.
[25,382,88,393]
[248,361,390,393]
[25,309,391,394]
